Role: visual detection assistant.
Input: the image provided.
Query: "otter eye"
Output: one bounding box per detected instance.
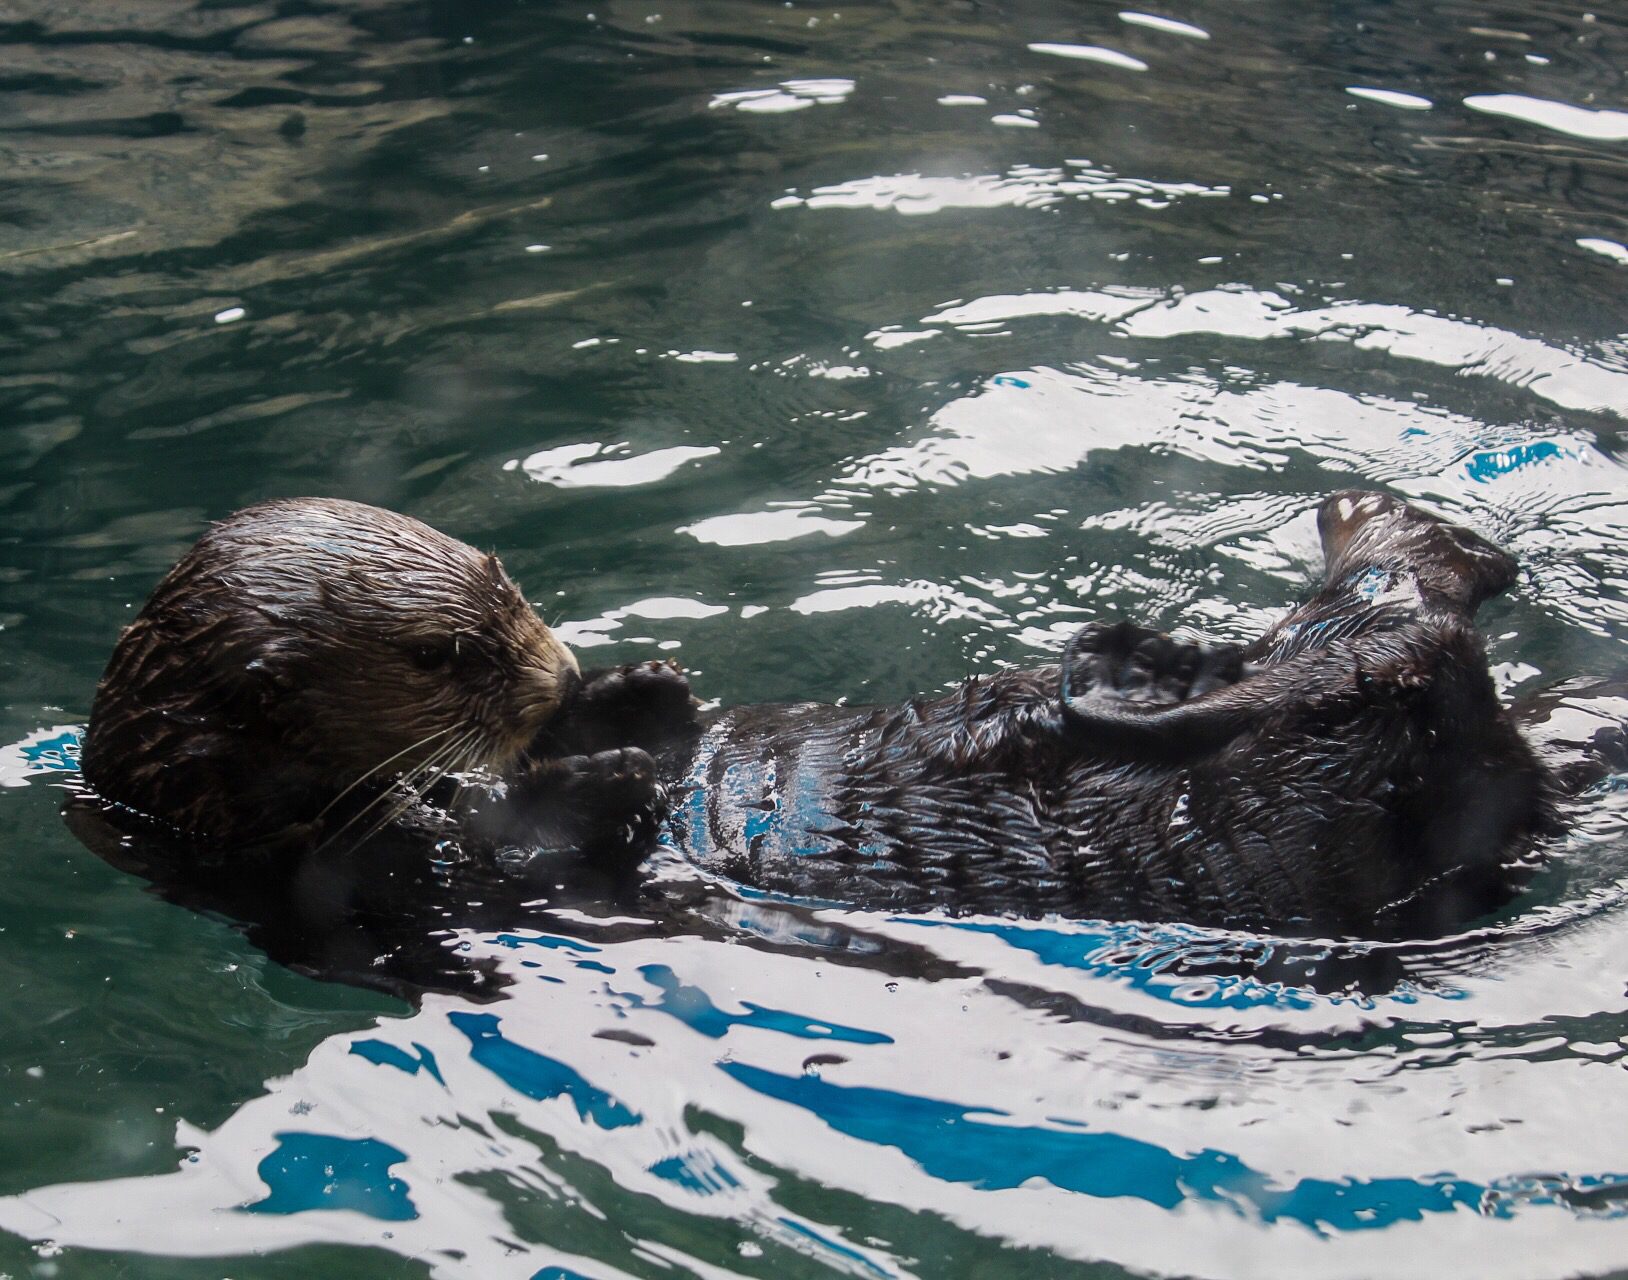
[407,637,457,671]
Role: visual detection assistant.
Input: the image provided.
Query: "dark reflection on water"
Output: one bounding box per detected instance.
[2,0,1628,1276]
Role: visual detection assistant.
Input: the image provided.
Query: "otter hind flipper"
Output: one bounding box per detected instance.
[1059,621,1258,758]
[1318,490,1517,614]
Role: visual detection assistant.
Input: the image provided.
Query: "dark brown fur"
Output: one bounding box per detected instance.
[648,493,1561,937]
[73,492,1566,955]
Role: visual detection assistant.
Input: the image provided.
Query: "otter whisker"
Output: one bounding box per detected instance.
[400,727,483,806]
[409,730,480,800]
[341,729,488,855]
[440,727,516,818]
[313,732,466,844]
[316,728,479,854]
[315,724,460,820]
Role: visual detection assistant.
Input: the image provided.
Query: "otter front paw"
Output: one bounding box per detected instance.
[550,659,700,754]
[1061,621,1245,709]
[515,747,667,862]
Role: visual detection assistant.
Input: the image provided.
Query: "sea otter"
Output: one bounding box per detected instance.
[74,491,1563,956]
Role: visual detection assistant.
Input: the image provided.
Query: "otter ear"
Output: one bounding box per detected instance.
[240,641,299,715]
[1317,491,1517,614]
[242,658,280,703]
[482,552,521,609]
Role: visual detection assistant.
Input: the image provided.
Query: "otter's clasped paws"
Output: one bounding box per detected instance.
[1061,621,1246,710]
[545,659,700,755]
[514,746,667,864]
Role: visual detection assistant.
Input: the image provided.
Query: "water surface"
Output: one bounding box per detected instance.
[3,1,1628,1276]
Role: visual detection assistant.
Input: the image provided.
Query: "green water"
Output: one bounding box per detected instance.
[3,1,1628,1277]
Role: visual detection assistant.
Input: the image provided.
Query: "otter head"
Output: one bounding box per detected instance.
[82,498,579,839]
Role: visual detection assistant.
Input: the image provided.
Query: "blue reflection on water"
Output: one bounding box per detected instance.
[724,1062,1509,1234]
[18,729,79,772]
[648,1153,742,1196]
[492,933,603,954]
[777,1216,894,1277]
[349,1038,446,1085]
[900,918,1467,1009]
[1465,441,1564,482]
[625,963,893,1043]
[903,918,1328,1009]
[242,1133,417,1221]
[450,1012,641,1128]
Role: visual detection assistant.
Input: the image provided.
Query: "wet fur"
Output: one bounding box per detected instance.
[73,492,1565,970]
[638,492,1560,937]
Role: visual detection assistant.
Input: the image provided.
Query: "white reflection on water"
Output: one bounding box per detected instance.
[505,441,720,488]
[788,580,1004,624]
[678,382,1597,566]
[1577,238,1628,266]
[1464,94,1628,142]
[5,900,1628,1280]
[668,350,741,364]
[787,367,1511,496]
[1118,12,1210,40]
[672,286,1628,649]
[1346,87,1434,111]
[709,78,856,114]
[680,506,866,547]
[1111,289,1628,416]
[555,595,730,649]
[770,162,1229,215]
[865,328,938,349]
[1026,44,1149,73]
[923,288,1157,328]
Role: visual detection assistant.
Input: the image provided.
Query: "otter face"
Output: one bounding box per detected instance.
[281,559,578,783]
[199,498,579,787]
[370,584,579,773]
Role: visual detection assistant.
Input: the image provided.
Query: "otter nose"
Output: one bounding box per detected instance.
[552,633,580,678]
[514,647,579,726]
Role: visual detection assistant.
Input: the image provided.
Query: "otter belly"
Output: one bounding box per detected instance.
[662,704,878,894]
[655,685,1487,935]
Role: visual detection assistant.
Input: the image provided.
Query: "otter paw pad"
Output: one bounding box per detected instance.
[1062,621,1245,707]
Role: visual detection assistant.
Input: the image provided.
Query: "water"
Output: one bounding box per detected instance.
[2,0,1627,1275]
